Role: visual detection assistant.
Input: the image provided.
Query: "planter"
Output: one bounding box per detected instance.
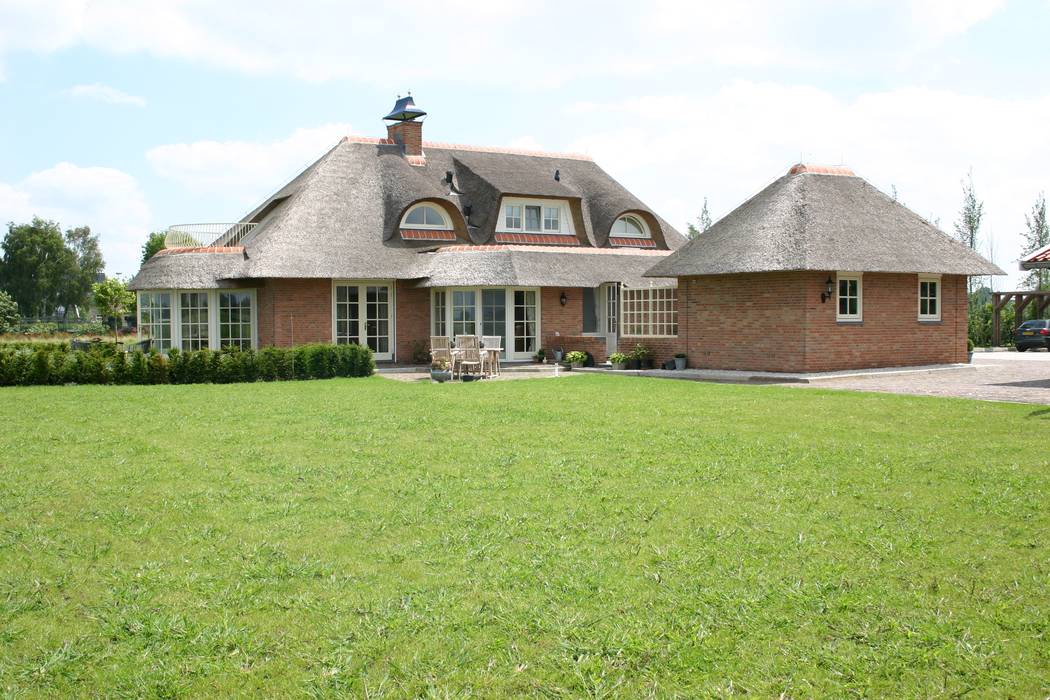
[430,369,452,383]
[674,357,686,370]
[627,358,641,370]
[553,350,564,363]
[967,351,974,364]
[611,361,627,371]
[639,358,654,370]
[570,361,583,369]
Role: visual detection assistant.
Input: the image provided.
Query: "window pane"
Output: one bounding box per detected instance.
[524,205,541,231]
[218,291,253,350]
[405,207,425,225]
[505,205,521,229]
[582,287,598,333]
[544,207,560,231]
[424,206,445,226]
[334,285,360,345]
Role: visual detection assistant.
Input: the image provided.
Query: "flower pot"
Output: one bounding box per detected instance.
[640,358,654,370]
[570,361,583,369]
[627,359,641,370]
[553,350,564,362]
[611,361,627,371]
[967,351,974,364]
[430,369,452,383]
[674,357,686,370]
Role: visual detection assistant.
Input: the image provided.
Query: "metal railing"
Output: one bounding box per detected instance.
[164,223,257,249]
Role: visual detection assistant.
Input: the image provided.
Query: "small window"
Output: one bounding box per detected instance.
[504,205,522,229]
[402,203,450,229]
[611,215,649,238]
[524,205,542,232]
[836,274,862,322]
[918,276,940,321]
[543,207,560,232]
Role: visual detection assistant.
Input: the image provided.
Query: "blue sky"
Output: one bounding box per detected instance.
[1,1,1048,285]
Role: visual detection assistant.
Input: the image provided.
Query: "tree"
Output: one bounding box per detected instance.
[0,218,76,317]
[141,230,167,265]
[64,225,105,316]
[953,170,983,294]
[0,290,18,333]
[1021,193,1049,291]
[91,278,135,343]
[687,198,713,239]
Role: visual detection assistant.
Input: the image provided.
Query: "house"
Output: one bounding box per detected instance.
[644,164,1004,372]
[129,95,686,362]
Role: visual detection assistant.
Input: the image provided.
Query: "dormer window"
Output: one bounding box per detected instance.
[611,214,650,239]
[401,203,451,230]
[498,198,573,236]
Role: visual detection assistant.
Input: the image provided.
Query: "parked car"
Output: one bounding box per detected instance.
[1014,319,1050,351]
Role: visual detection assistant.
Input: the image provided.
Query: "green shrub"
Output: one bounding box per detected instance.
[565,350,588,365]
[128,351,149,385]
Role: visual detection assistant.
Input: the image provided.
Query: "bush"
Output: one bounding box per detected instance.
[0,291,18,334]
[0,342,373,387]
[609,352,629,364]
[565,350,588,365]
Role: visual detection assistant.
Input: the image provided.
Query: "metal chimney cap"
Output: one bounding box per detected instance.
[383,94,427,122]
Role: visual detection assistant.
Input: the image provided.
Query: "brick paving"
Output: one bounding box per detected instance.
[792,352,1050,405]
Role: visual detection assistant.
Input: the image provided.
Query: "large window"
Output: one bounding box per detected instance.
[452,290,477,338]
[139,292,173,351]
[401,203,451,229]
[837,273,862,322]
[918,275,940,321]
[622,287,677,337]
[219,292,253,349]
[180,292,209,351]
[524,205,541,232]
[334,282,392,359]
[432,288,539,359]
[504,205,522,230]
[583,287,599,334]
[137,290,255,351]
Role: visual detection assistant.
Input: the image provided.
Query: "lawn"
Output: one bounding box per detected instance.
[1,375,1048,697]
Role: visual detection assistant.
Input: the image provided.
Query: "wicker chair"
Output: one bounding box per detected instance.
[453,335,481,379]
[481,335,503,377]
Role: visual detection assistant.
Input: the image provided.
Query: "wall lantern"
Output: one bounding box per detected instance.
[820,277,834,303]
[559,291,568,306]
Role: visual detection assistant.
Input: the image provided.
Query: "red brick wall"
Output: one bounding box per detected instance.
[256,278,332,347]
[673,272,969,372]
[386,122,423,156]
[540,287,608,360]
[396,281,430,363]
[800,272,968,371]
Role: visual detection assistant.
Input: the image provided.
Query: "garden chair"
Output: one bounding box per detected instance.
[455,344,483,380]
[481,335,502,377]
[430,335,452,372]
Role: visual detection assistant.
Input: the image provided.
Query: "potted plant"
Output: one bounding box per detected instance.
[609,352,629,370]
[967,337,974,363]
[430,358,452,383]
[565,350,588,369]
[552,346,564,363]
[535,348,547,364]
[632,343,654,370]
[674,352,687,370]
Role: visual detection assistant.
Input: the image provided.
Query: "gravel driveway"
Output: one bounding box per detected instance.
[795,351,1050,405]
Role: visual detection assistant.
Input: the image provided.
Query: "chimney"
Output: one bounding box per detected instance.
[383,93,426,157]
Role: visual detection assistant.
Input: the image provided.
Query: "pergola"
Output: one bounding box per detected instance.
[995,243,1050,344]
[992,290,1050,345]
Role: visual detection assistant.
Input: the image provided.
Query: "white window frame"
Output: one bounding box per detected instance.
[610,214,651,239]
[429,286,541,361]
[918,274,941,322]
[836,273,863,323]
[137,289,258,351]
[331,280,395,361]
[496,197,574,236]
[400,202,453,230]
[620,285,678,338]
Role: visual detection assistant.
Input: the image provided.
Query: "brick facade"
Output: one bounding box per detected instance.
[257,278,332,347]
[540,287,608,361]
[395,281,431,363]
[671,272,967,372]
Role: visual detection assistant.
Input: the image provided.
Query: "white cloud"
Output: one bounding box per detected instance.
[0,163,152,278]
[64,82,145,107]
[146,123,353,205]
[567,83,1050,288]
[0,0,1008,84]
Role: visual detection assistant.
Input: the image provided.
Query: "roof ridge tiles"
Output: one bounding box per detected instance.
[343,134,592,161]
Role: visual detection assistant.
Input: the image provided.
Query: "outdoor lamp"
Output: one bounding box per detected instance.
[560,292,568,306]
[820,277,834,303]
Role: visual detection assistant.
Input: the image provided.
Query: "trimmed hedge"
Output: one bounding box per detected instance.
[0,343,374,387]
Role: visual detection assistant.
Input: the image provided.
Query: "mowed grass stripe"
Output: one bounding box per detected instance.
[0,375,1047,697]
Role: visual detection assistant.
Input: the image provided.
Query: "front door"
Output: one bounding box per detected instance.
[603,283,618,356]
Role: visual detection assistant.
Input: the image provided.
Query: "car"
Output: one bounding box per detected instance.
[1014,319,1050,351]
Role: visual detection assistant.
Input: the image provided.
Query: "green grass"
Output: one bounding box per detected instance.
[1,376,1048,698]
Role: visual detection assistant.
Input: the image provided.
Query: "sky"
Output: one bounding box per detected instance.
[1,0,1048,287]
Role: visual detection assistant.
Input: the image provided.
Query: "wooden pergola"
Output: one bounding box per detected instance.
[992,290,1050,345]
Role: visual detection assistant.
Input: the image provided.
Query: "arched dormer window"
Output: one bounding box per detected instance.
[610,214,650,239]
[401,203,452,230]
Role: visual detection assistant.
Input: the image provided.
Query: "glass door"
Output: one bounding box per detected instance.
[334,282,392,360]
[513,290,538,359]
[481,289,507,357]
[603,283,618,357]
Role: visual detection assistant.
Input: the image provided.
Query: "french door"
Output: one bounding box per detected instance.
[334,281,393,360]
[433,287,539,360]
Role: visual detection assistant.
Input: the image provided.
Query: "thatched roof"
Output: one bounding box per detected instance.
[646,164,1004,279]
[130,136,684,290]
